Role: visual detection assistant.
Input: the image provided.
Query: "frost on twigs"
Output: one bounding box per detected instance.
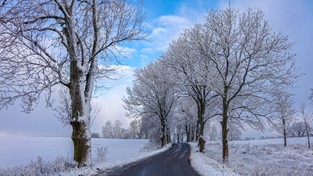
[0,156,77,176]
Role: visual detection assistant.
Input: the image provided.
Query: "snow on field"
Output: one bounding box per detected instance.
[190,142,239,176]
[195,137,313,176]
[0,136,73,169]
[0,136,169,175]
[91,138,169,169]
[2,136,312,176]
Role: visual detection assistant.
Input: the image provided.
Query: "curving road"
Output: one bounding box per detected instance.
[99,143,200,176]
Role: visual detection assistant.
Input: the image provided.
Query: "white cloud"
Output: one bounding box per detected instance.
[143,15,193,54]
[140,1,212,60]
[113,45,136,58]
[150,27,167,37]
[91,66,135,134]
[158,15,191,26]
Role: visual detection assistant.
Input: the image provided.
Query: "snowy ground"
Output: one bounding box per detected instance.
[1,136,312,175]
[0,136,73,169]
[0,136,169,175]
[190,142,239,176]
[191,137,313,176]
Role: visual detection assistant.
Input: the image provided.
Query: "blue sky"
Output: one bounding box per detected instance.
[0,0,313,137]
[124,0,219,67]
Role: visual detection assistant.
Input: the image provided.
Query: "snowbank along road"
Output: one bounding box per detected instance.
[99,143,200,176]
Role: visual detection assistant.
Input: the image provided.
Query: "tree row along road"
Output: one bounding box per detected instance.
[99,143,200,176]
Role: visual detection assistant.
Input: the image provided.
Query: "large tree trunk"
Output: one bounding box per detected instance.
[305,123,311,148]
[185,124,191,142]
[198,122,206,148]
[283,130,287,147]
[221,97,229,162]
[196,98,206,143]
[200,122,205,137]
[71,120,91,166]
[70,98,92,166]
[283,118,287,147]
[160,118,166,147]
[196,97,206,150]
[221,119,229,162]
[307,134,310,148]
[191,125,195,141]
[69,85,92,166]
[69,59,92,166]
[167,126,171,144]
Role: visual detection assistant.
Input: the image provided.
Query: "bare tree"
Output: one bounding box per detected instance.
[123,60,177,147]
[299,104,312,148]
[113,120,123,138]
[178,97,198,142]
[196,8,296,162]
[102,120,114,139]
[129,118,141,139]
[163,25,218,142]
[140,113,160,142]
[291,122,307,137]
[170,97,197,143]
[270,90,295,147]
[0,0,145,166]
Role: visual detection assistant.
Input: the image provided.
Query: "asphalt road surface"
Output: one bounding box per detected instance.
[99,143,200,176]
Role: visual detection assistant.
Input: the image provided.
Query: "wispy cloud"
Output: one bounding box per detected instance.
[143,15,192,54]
[140,1,213,63]
[113,45,136,58]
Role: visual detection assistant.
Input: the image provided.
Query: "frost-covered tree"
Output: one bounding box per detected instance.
[163,25,218,141]
[270,90,295,147]
[129,118,141,139]
[123,60,177,147]
[170,97,198,143]
[140,113,160,142]
[299,104,312,148]
[113,120,123,138]
[102,120,128,139]
[102,121,113,139]
[291,121,307,137]
[179,97,198,142]
[196,8,296,161]
[0,0,145,166]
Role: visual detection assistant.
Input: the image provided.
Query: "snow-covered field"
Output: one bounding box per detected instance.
[191,137,313,176]
[1,136,312,175]
[0,136,168,175]
[0,136,73,169]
